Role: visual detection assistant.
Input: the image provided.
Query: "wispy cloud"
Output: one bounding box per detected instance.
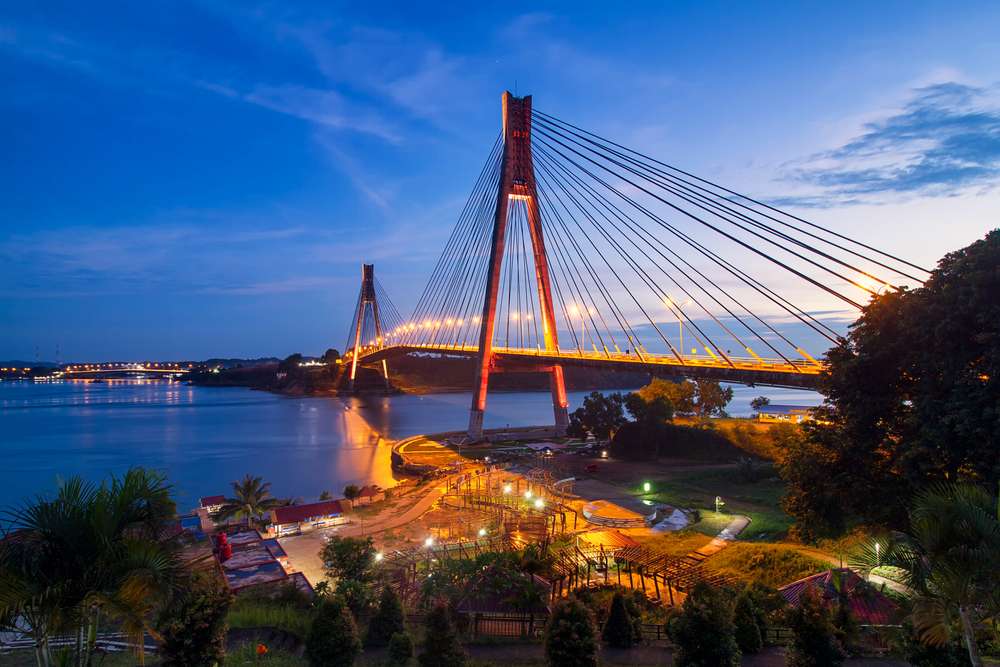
[782,82,1000,205]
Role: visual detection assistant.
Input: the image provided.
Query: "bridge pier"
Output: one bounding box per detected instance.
[468,92,569,440]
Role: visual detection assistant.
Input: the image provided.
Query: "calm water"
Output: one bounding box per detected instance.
[0,380,821,511]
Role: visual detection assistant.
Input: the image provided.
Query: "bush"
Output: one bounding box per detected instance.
[366,586,406,648]
[733,590,763,654]
[305,598,362,667]
[545,597,598,667]
[602,592,635,649]
[669,582,740,667]
[157,572,232,667]
[389,631,415,666]
[418,603,466,667]
[786,589,846,667]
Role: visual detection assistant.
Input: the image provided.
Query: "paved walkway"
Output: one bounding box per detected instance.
[279,476,455,586]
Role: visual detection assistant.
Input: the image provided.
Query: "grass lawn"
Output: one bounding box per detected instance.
[702,542,828,588]
[644,465,793,541]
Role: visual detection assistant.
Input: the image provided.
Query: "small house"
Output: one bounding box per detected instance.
[271,499,348,536]
[757,404,815,424]
[778,568,897,625]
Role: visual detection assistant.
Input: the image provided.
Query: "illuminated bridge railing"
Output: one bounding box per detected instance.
[349,343,824,377]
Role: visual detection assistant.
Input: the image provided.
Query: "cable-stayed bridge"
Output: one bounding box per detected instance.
[344,92,930,438]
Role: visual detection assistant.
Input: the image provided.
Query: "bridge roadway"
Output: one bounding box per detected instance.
[61,364,191,377]
[353,343,824,390]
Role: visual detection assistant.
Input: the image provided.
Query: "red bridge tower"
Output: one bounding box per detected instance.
[469,92,570,438]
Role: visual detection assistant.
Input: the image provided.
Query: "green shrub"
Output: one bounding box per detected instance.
[733,590,763,654]
[305,598,361,667]
[157,572,232,667]
[786,588,845,667]
[418,603,466,667]
[366,586,406,648]
[669,582,740,667]
[544,597,598,667]
[601,592,635,649]
[389,631,415,666]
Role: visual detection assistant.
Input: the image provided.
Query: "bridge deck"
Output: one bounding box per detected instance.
[353,343,824,389]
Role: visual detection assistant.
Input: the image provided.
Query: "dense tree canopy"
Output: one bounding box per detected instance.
[566,391,626,440]
[779,231,1000,532]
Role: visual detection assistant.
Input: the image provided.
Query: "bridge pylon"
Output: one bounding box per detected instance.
[469,92,570,439]
[348,263,390,392]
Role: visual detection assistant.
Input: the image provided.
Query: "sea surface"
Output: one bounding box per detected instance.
[0,380,821,511]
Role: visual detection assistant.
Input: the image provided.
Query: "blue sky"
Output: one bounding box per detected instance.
[2,2,999,361]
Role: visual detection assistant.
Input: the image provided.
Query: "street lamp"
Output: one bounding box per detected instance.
[642,482,651,493]
[424,537,434,548]
[503,484,512,495]
[875,541,881,566]
[524,490,533,500]
[478,527,487,537]
[374,552,384,562]
[534,498,544,509]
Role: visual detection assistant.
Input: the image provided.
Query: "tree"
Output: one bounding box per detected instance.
[602,592,635,649]
[323,348,341,365]
[566,391,626,440]
[157,572,232,667]
[750,396,770,413]
[388,631,414,666]
[343,484,362,503]
[218,474,284,529]
[321,536,377,583]
[851,483,1000,667]
[636,378,695,416]
[319,490,332,501]
[733,590,764,654]
[365,586,406,647]
[418,603,466,667]
[306,598,362,667]
[278,353,304,373]
[0,468,180,667]
[786,588,846,667]
[624,391,674,429]
[780,232,1000,531]
[545,597,598,667]
[693,379,734,417]
[669,582,740,667]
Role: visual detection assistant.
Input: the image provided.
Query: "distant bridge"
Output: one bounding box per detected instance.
[61,363,192,377]
[343,91,929,437]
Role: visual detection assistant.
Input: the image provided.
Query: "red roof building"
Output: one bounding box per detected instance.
[778,569,898,625]
[200,495,226,508]
[271,500,347,536]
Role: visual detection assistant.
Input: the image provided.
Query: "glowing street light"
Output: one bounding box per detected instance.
[875,541,881,566]
[601,450,608,459]
[642,482,652,493]
[374,552,384,562]
[534,498,544,509]
[503,484,512,495]
[478,527,487,537]
[524,490,533,500]
[424,537,434,548]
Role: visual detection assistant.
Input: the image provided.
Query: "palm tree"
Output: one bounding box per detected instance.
[218,475,284,529]
[0,468,180,667]
[851,482,1000,667]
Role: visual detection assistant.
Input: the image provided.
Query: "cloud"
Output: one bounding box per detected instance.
[783,82,1000,204]
[242,84,400,142]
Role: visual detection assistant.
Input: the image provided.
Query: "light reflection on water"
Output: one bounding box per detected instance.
[0,380,820,511]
